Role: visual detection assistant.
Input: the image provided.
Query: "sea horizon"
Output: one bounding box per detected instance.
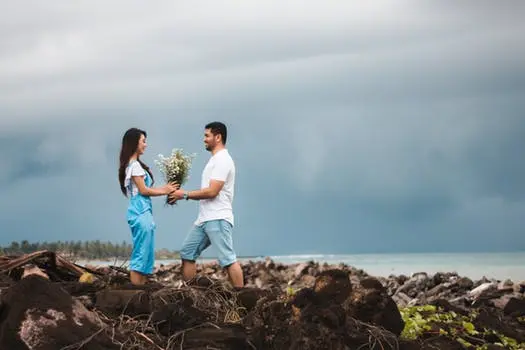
[77,251,525,283]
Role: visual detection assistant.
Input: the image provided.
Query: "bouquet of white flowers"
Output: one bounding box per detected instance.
[154,148,196,205]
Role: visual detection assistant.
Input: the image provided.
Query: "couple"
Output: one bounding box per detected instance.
[118,122,243,288]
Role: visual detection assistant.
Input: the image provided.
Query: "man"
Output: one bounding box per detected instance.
[169,122,244,288]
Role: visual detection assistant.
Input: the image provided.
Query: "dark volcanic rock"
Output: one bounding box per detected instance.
[396,272,430,298]
[456,276,475,290]
[95,289,152,317]
[0,275,119,350]
[235,287,275,312]
[474,308,525,343]
[151,298,210,336]
[245,296,399,350]
[503,297,525,317]
[0,273,13,288]
[243,299,295,349]
[345,277,405,336]
[421,335,466,350]
[179,324,250,350]
[400,335,467,350]
[244,271,401,349]
[431,298,469,316]
[5,254,525,349]
[313,269,352,304]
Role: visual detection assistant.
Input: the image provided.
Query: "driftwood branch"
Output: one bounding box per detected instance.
[0,250,86,277]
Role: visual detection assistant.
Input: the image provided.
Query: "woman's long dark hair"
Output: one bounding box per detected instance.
[118,128,154,196]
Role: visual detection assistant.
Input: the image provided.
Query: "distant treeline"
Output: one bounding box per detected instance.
[0,240,180,260]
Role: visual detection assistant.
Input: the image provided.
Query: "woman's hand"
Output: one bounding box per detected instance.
[163,182,179,195]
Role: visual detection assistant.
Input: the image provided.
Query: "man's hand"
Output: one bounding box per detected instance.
[168,189,185,204]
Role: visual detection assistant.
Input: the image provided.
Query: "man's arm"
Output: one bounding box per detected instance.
[168,180,224,203]
[186,180,225,200]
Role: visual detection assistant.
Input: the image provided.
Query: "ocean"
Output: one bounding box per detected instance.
[265,252,525,282]
[78,251,525,282]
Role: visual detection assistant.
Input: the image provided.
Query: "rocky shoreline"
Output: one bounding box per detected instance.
[1,252,524,349]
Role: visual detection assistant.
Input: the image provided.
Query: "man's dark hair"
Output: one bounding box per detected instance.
[205,121,227,144]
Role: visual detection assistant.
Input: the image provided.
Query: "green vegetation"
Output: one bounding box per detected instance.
[0,240,179,260]
[399,305,525,349]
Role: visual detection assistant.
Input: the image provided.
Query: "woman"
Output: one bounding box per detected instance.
[118,128,178,285]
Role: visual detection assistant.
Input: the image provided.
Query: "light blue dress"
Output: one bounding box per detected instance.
[125,161,156,275]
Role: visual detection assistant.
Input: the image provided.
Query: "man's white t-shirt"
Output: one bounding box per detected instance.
[195,149,235,226]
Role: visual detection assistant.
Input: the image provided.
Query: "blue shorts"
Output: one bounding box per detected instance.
[180,219,237,267]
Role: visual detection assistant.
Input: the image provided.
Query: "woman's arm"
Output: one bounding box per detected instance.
[132,176,178,197]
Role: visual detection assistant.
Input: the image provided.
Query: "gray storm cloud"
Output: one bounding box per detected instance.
[1,2,524,124]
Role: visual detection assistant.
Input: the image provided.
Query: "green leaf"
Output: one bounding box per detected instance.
[462,321,478,335]
[456,338,472,348]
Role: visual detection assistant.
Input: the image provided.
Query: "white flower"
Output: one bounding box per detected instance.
[154,148,196,186]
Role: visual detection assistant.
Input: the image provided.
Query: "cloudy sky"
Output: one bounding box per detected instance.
[1,1,524,256]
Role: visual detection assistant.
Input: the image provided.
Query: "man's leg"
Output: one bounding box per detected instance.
[182,259,197,281]
[205,220,244,288]
[179,224,210,282]
[226,262,244,288]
